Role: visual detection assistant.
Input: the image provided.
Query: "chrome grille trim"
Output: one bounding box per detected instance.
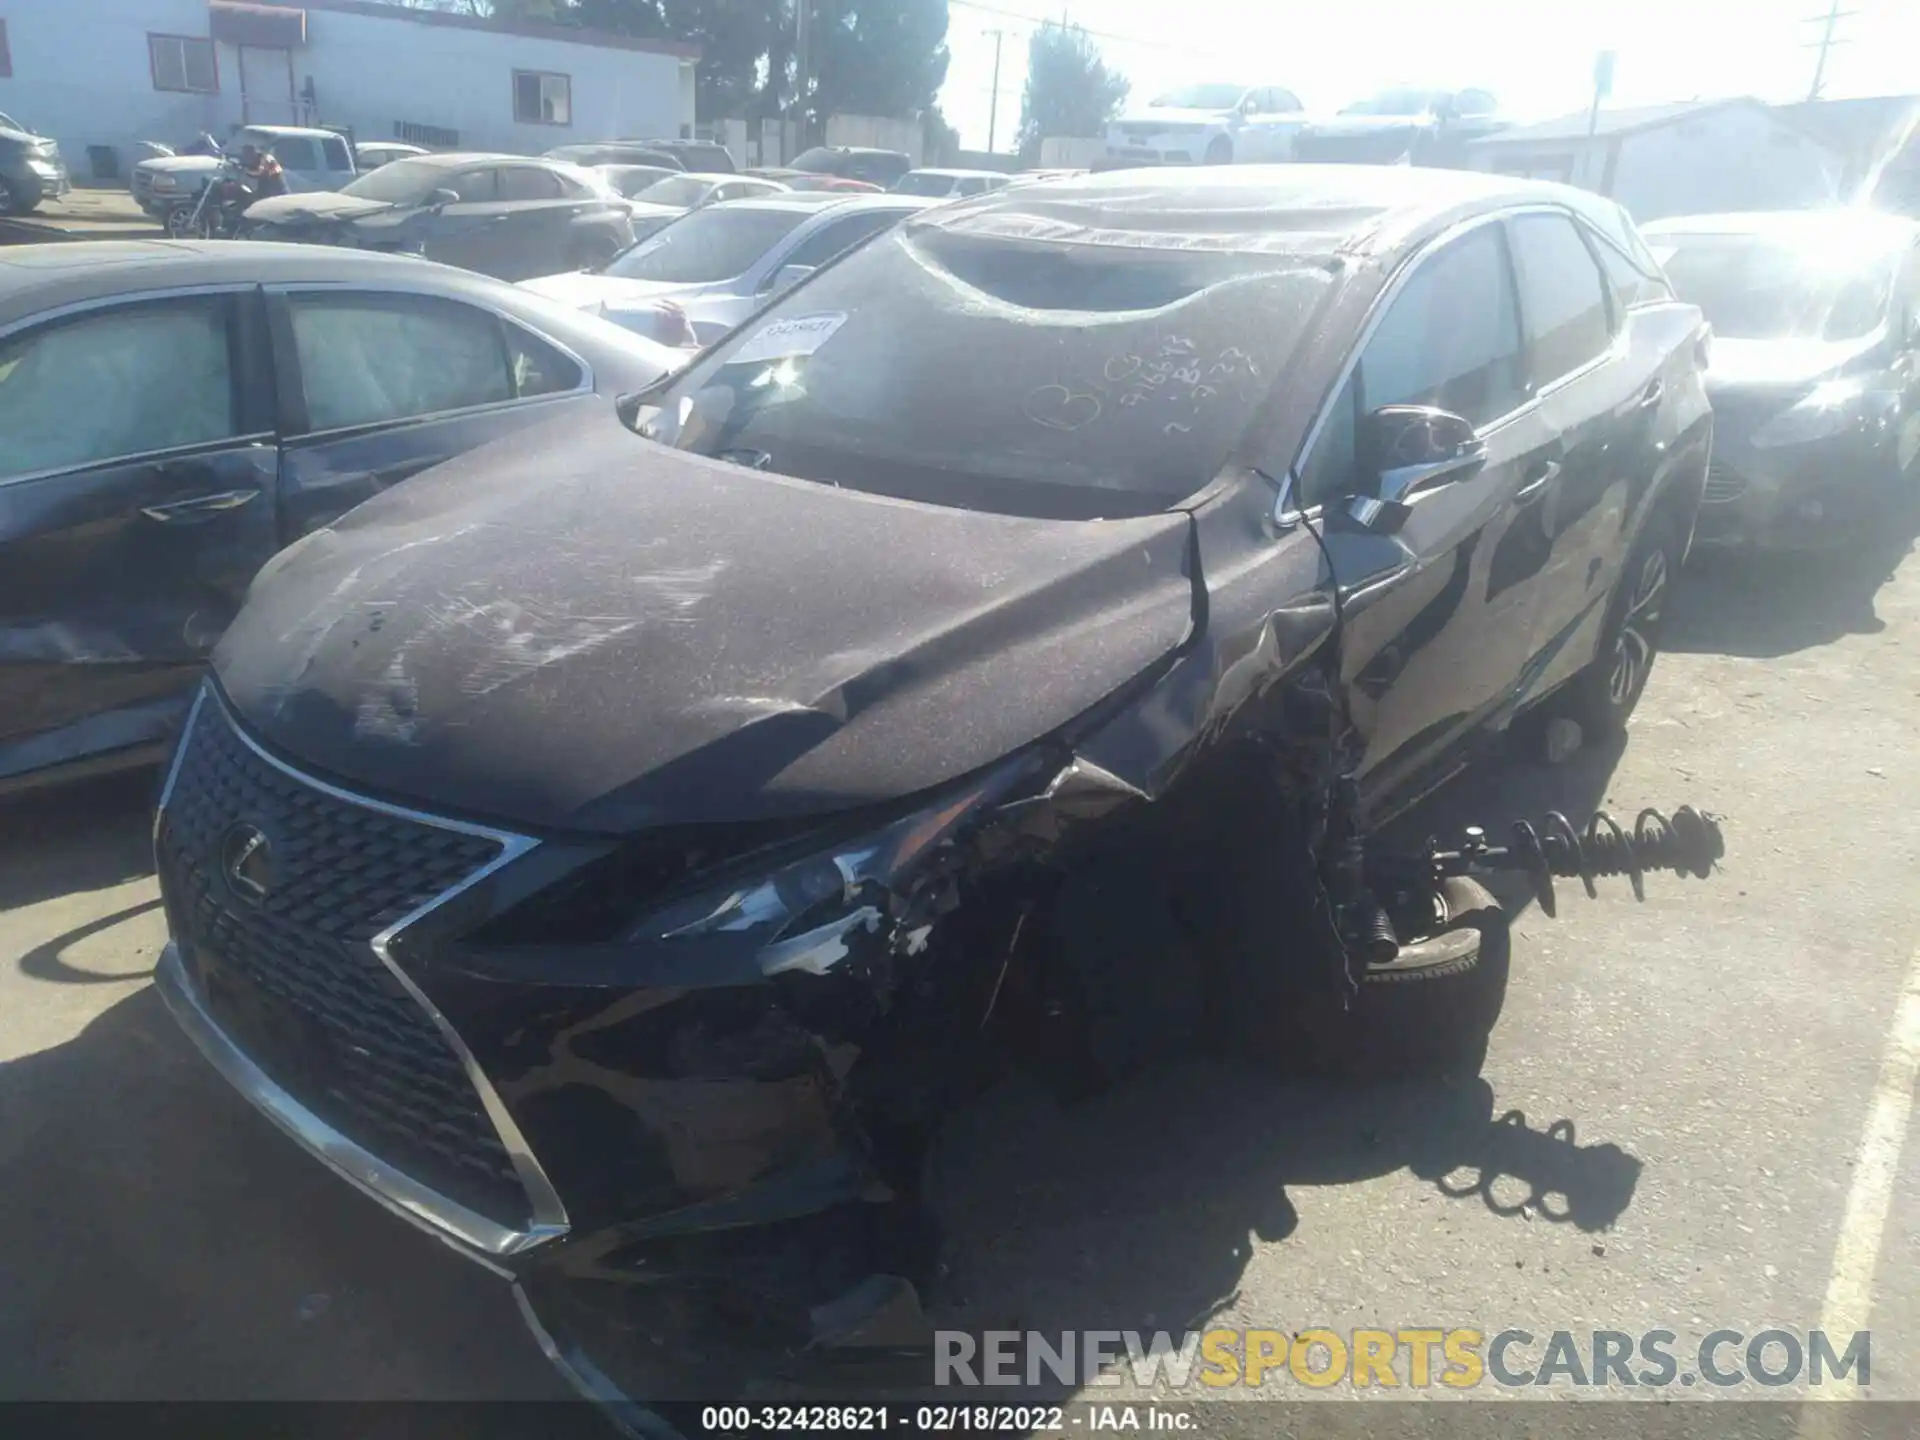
[155,683,570,1260]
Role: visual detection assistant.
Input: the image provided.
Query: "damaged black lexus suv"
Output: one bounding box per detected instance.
[153,168,1717,1401]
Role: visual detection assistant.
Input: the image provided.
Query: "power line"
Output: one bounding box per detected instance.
[1801,0,1859,102]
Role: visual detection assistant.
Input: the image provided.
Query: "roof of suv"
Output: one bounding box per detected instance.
[913,163,1620,258]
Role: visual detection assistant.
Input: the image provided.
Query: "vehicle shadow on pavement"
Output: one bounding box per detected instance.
[1665,512,1919,660]
[0,984,566,1401]
[930,1065,1642,1341]
[0,770,159,914]
[928,739,1645,1346]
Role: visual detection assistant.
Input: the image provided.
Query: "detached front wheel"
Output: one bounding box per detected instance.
[1348,877,1510,1079]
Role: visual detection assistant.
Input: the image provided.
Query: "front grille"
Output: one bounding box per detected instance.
[1704,462,1748,505]
[155,694,529,1228]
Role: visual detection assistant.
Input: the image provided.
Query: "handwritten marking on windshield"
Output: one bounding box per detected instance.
[1023,383,1103,431]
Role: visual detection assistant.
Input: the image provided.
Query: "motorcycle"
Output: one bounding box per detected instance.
[164,159,259,240]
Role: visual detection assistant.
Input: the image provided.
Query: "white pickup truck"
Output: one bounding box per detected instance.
[131,125,356,218]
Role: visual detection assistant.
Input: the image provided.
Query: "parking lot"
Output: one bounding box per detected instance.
[2,512,1916,1412]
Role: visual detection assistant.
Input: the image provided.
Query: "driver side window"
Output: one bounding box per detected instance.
[446,168,498,202]
[1294,224,1524,507]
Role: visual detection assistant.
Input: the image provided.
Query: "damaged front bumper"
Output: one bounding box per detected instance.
[151,684,1148,1404]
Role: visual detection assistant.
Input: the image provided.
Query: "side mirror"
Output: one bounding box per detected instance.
[1346,405,1485,527]
[1241,96,1261,116]
[771,262,816,293]
[427,187,460,209]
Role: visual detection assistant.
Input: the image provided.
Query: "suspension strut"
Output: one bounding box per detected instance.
[1370,806,1726,920]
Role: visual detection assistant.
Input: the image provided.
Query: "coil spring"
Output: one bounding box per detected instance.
[1512,806,1724,908]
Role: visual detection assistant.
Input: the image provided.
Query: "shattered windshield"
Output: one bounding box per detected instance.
[1655,234,1897,341]
[633,225,1333,518]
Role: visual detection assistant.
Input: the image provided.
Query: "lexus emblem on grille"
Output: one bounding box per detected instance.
[220,823,275,906]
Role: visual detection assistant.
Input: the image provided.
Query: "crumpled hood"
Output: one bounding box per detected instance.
[519,271,690,311]
[245,190,394,224]
[1706,333,1883,393]
[214,416,1198,834]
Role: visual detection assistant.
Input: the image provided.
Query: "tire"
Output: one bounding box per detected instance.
[1347,877,1510,1079]
[1551,507,1682,740]
[0,176,39,216]
[1203,135,1234,165]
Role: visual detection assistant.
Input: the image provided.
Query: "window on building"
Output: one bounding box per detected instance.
[149,34,218,94]
[514,70,571,127]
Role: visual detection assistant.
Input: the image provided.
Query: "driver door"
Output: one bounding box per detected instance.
[416,166,514,273]
[1290,217,1561,814]
[0,291,280,777]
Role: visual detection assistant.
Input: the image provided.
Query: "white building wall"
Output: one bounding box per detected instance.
[1607,107,1840,221]
[0,0,218,171]
[280,4,688,156]
[0,0,694,180]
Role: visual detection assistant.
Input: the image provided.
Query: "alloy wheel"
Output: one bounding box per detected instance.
[1608,547,1669,707]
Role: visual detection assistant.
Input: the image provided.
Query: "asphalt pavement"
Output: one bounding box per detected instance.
[2,528,1918,1418]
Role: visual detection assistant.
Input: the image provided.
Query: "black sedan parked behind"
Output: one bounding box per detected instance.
[1643,210,1920,548]
[0,240,679,793]
[153,167,1713,1403]
[240,153,638,280]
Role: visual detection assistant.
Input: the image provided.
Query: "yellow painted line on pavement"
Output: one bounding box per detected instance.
[1799,935,1920,1426]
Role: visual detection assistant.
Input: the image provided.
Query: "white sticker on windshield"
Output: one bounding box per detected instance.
[731,312,848,364]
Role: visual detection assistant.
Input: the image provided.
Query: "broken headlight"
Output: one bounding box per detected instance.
[633,757,1039,977]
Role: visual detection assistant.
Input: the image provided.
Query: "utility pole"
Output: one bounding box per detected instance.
[984,26,1007,154]
[1803,0,1856,103]
[794,0,812,141]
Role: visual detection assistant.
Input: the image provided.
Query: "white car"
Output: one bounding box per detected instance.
[520,192,936,349]
[622,171,790,242]
[355,141,429,170]
[891,168,1011,198]
[1105,83,1307,166]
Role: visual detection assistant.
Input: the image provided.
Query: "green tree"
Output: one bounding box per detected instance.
[809,0,951,124]
[1016,22,1127,161]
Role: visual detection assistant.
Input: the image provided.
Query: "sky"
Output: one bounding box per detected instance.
[937,0,1920,153]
